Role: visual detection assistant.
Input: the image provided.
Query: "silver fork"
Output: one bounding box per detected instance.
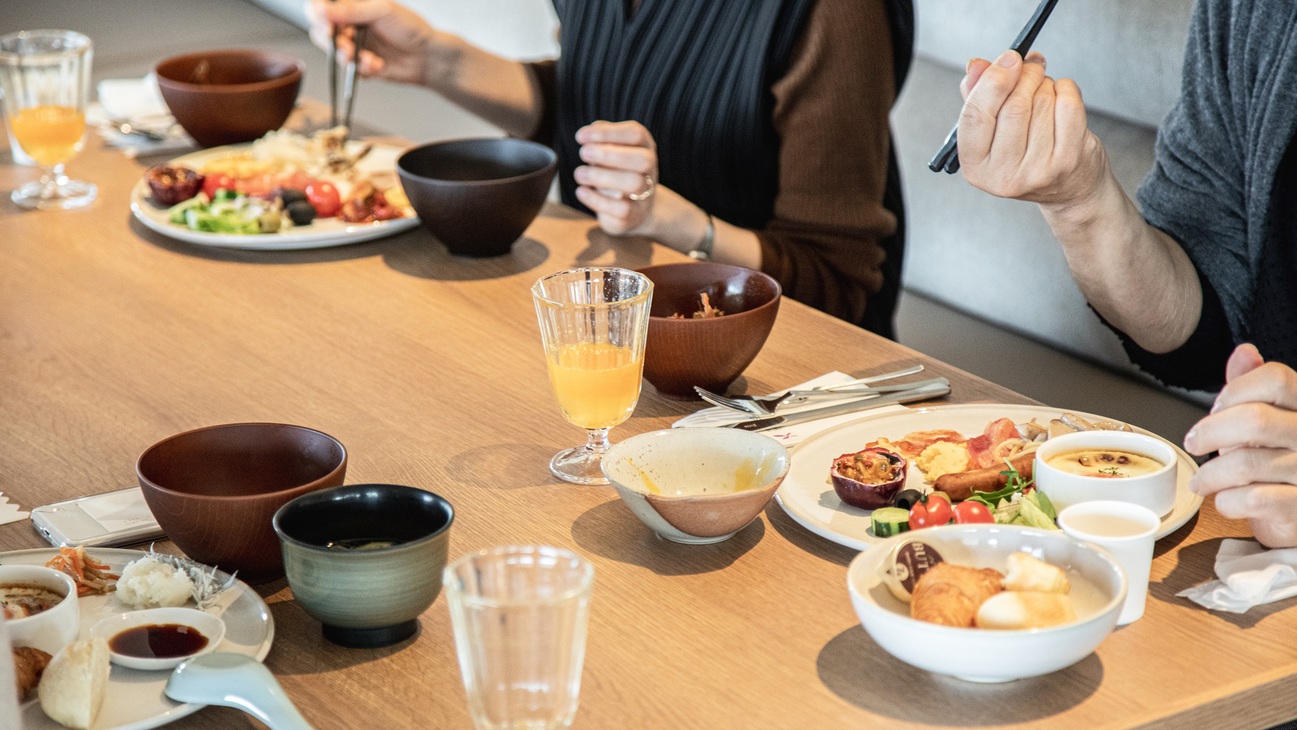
[694,365,928,415]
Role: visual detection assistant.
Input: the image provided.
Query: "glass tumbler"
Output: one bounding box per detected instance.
[445,545,595,730]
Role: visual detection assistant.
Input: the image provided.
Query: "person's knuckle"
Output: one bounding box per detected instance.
[999,96,1034,126]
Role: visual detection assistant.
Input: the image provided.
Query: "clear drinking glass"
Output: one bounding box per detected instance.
[0,30,97,210]
[445,546,595,730]
[532,267,653,485]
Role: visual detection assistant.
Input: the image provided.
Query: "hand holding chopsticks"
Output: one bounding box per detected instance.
[326,0,368,136]
[928,0,1062,174]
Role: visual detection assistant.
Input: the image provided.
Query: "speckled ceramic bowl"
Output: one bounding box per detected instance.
[601,429,790,544]
[273,484,454,648]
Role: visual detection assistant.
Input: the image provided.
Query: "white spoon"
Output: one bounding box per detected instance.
[166,653,314,730]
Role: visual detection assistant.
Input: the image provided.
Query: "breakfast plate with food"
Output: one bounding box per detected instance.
[129,127,419,250]
[5,546,273,730]
[775,404,1202,551]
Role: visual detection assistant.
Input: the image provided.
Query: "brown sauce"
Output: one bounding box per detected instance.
[110,623,209,659]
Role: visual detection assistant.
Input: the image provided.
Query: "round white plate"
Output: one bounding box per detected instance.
[5,548,274,730]
[129,141,420,250]
[775,404,1202,551]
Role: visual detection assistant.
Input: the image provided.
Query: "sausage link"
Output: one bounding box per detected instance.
[933,452,1036,501]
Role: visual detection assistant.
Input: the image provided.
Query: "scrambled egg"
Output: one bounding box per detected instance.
[915,442,971,483]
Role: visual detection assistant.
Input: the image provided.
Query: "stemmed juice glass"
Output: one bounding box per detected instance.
[0,30,97,210]
[533,268,653,485]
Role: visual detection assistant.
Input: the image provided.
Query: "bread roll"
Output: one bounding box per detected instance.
[1003,552,1070,594]
[975,591,1077,630]
[38,638,109,730]
[13,646,52,699]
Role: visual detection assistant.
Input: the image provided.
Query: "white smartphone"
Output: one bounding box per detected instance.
[30,488,166,547]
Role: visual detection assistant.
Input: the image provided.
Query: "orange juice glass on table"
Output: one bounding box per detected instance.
[533,268,653,485]
[0,30,96,210]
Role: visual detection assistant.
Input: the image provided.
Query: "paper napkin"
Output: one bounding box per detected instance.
[90,77,195,157]
[672,372,911,446]
[0,492,30,527]
[1177,539,1297,613]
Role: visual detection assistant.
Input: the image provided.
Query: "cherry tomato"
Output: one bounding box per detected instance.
[953,500,995,525]
[202,172,236,199]
[908,494,953,530]
[305,181,341,218]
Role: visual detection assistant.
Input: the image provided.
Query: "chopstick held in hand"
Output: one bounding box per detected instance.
[928,0,1063,174]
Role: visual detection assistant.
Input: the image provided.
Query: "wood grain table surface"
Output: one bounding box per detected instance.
[1,115,1295,729]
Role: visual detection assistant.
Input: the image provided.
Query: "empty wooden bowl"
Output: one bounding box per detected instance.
[155,49,304,147]
[637,262,781,398]
[396,138,557,257]
[136,423,347,582]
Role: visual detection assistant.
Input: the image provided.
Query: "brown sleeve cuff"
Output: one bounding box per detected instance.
[523,60,557,145]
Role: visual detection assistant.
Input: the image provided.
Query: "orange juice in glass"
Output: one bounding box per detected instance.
[534,268,653,485]
[0,30,97,210]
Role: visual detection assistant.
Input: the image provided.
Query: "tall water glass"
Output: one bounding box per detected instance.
[0,30,97,210]
[445,546,595,730]
[532,268,653,485]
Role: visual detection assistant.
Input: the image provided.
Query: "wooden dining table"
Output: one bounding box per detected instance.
[2,113,1296,730]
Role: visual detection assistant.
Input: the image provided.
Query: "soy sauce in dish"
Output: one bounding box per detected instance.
[110,623,209,659]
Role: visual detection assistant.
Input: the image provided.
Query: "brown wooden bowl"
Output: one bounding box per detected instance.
[154,49,304,148]
[637,262,781,398]
[136,423,347,582]
[396,138,557,257]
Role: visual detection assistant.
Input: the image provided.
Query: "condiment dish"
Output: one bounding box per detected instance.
[602,428,790,544]
[0,565,79,655]
[1034,430,1178,517]
[846,524,1125,683]
[90,607,225,671]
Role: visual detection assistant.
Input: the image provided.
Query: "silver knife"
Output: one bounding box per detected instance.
[724,382,951,432]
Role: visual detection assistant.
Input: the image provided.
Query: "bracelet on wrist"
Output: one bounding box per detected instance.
[688,212,715,261]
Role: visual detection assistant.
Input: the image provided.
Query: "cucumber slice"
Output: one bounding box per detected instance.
[871,507,911,537]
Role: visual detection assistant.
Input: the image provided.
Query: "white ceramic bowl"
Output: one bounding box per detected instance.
[846,524,1125,683]
[1,565,80,655]
[1034,430,1178,517]
[602,429,790,544]
[90,607,225,670]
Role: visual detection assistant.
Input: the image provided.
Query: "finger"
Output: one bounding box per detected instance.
[984,55,1048,168]
[960,58,993,100]
[1020,76,1057,174]
[578,143,655,174]
[1189,447,1297,497]
[574,185,633,220]
[575,120,655,150]
[1225,343,1265,384]
[957,50,1026,169]
[1213,360,1297,414]
[1249,516,1297,549]
[1185,401,1297,455]
[573,165,650,197]
[318,0,390,26]
[1024,51,1046,66]
[1052,78,1090,164]
[1212,483,1297,524]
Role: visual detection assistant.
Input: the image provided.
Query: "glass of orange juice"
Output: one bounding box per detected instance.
[533,268,653,485]
[0,30,96,210]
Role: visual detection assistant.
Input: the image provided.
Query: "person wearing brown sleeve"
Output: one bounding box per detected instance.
[308,0,912,336]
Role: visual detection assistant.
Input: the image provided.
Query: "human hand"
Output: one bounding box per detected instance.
[956,50,1108,208]
[572,121,659,236]
[1184,344,1297,548]
[305,0,437,86]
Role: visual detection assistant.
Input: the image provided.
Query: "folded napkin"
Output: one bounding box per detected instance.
[0,492,30,527]
[90,77,194,157]
[1177,539,1297,613]
[673,372,910,446]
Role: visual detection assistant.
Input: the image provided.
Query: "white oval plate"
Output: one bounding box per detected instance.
[4,548,273,730]
[91,607,226,671]
[129,141,419,250]
[774,404,1202,551]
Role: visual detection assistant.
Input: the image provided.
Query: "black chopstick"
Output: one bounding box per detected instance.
[328,1,340,128]
[928,0,1062,174]
[342,25,368,137]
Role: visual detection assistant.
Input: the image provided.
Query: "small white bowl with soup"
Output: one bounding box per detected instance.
[1034,431,1178,517]
[0,565,80,655]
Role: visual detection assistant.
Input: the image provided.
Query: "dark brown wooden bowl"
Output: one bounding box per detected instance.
[397,138,557,257]
[155,49,303,148]
[637,262,782,398]
[136,423,347,582]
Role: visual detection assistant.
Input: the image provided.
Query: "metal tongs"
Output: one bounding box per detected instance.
[328,0,368,138]
[928,0,1062,174]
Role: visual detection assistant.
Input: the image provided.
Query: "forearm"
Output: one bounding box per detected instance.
[641,187,762,269]
[1040,168,1202,353]
[421,30,543,138]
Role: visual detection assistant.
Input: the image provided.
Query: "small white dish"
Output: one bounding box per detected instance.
[0,565,80,655]
[90,607,225,671]
[1034,430,1179,517]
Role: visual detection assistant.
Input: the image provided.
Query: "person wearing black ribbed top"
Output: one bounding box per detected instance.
[308,0,914,337]
[946,0,1297,549]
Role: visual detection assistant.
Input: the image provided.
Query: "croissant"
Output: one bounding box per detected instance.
[910,562,1004,627]
[12,646,51,699]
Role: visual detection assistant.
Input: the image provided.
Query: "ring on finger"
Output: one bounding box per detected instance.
[627,174,655,201]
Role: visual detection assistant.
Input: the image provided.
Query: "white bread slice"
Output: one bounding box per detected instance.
[975,591,1077,630]
[1003,552,1071,594]
[38,638,110,730]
